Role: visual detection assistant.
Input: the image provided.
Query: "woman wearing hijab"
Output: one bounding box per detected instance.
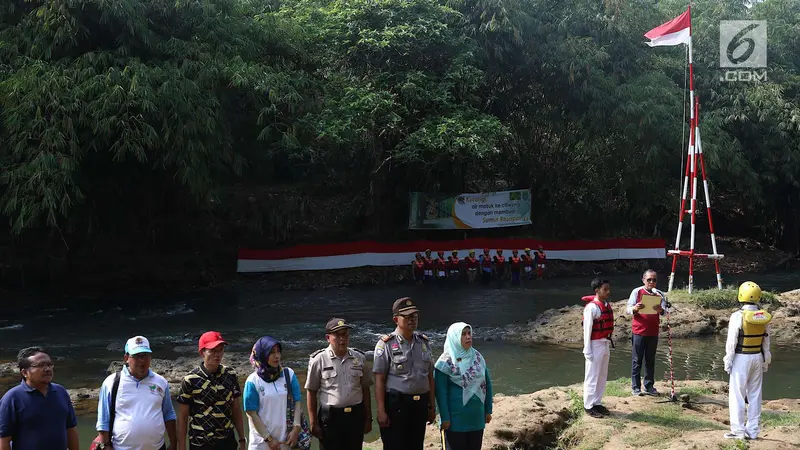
[243,336,308,450]
[434,322,493,450]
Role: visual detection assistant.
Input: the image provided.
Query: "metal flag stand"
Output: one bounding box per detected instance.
[665,5,725,295]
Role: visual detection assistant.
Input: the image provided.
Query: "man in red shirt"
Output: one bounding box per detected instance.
[626,270,668,396]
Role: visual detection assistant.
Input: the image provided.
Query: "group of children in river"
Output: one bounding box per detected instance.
[582,275,773,441]
[412,247,547,286]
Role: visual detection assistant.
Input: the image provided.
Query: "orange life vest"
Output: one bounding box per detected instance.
[584,299,614,340]
[509,256,522,269]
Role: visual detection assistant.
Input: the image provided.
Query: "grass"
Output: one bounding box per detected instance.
[604,377,632,398]
[621,429,673,449]
[718,440,750,450]
[678,385,714,397]
[626,404,726,431]
[761,410,800,427]
[667,286,780,309]
[557,416,613,450]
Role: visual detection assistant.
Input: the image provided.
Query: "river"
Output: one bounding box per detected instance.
[1,270,798,445]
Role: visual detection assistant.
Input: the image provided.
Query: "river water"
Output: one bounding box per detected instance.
[1,271,798,444]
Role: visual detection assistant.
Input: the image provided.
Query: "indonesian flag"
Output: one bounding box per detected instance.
[644,8,691,47]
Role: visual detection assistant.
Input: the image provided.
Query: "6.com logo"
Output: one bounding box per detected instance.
[719,20,767,82]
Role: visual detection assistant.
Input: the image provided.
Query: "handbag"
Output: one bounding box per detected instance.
[283,368,312,450]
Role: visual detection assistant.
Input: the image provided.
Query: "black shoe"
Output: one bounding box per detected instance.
[645,388,659,396]
[632,388,642,396]
[585,407,603,418]
[593,405,611,416]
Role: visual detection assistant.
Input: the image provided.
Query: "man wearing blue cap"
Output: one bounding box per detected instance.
[92,336,177,450]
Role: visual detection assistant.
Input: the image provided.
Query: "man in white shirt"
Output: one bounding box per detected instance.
[582,278,614,419]
[723,282,772,441]
[92,336,178,450]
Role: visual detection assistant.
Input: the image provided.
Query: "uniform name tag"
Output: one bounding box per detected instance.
[323,366,334,371]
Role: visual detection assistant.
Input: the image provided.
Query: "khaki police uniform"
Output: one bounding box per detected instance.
[373,298,433,450]
[306,319,373,450]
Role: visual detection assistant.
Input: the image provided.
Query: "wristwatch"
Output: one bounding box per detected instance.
[239,438,246,443]
[266,435,273,442]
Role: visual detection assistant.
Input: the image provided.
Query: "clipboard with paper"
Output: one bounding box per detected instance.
[638,293,662,315]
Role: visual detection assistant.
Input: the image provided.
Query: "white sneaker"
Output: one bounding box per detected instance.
[724,432,746,440]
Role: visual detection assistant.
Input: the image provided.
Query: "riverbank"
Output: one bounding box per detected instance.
[519,288,800,346]
[246,236,795,291]
[363,379,800,449]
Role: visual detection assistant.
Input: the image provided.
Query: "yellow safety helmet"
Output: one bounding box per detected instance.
[452,250,458,254]
[524,248,531,252]
[737,281,762,303]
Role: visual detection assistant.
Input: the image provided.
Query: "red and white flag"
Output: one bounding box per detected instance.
[644,8,691,47]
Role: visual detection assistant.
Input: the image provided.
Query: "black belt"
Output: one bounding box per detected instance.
[326,403,364,414]
[387,389,428,402]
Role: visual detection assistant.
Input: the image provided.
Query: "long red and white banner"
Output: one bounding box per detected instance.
[237,238,666,273]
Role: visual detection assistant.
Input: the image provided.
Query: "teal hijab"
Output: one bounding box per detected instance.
[434,322,487,406]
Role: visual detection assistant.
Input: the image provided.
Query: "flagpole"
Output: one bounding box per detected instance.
[668,5,695,293]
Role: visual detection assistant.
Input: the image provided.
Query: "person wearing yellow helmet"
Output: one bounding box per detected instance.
[723,281,773,441]
[521,249,534,281]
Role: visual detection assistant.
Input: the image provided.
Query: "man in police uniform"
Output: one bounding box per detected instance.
[306,318,373,450]
[373,297,435,450]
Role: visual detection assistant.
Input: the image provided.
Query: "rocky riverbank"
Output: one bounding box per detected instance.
[518,288,800,346]
[364,379,800,449]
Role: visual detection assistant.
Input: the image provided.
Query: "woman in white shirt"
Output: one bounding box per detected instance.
[243,336,307,450]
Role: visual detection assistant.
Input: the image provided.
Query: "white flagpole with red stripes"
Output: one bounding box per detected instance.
[645,6,724,294]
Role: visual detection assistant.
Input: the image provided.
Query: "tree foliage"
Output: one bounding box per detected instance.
[1,0,798,268]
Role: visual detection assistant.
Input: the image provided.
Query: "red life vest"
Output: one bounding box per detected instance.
[480,255,492,268]
[413,260,424,275]
[435,258,446,269]
[494,255,505,265]
[631,288,662,337]
[423,257,433,268]
[466,257,479,268]
[536,251,546,263]
[521,254,533,266]
[447,257,460,269]
[584,299,614,340]
[509,256,522,269]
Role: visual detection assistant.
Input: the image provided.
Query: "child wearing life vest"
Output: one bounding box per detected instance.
[581,278,613,418]
[412,253,425,284]
[465,251,479,284]
[509,250,523,285]
[479,249,493,285]
[723,281,772,440]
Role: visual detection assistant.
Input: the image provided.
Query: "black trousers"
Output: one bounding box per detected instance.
[443,429,484,450]
[319,403,365,450]
[189,434,237,450]
[379,391,429,450]
[631,333,659,391]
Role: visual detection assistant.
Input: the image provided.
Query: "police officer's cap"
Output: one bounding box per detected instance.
[392,297,419,316]
[325,317,354,334]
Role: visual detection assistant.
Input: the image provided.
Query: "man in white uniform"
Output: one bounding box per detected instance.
[723,281,772,440]
[582,278,614,419]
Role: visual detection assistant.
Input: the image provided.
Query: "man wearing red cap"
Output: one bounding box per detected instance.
[177,332,246,450]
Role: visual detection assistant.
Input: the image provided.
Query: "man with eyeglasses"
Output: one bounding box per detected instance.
[0,347,79,450]
[373,298,435,450]
[177,331,246,450]
[626,270,668,396]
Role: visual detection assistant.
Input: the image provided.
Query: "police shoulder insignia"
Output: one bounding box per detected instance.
[309,348,324,358]
[380,333,395,342]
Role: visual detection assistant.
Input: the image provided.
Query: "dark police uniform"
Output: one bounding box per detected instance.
[306,318,373,450]
[373,298,434,450]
